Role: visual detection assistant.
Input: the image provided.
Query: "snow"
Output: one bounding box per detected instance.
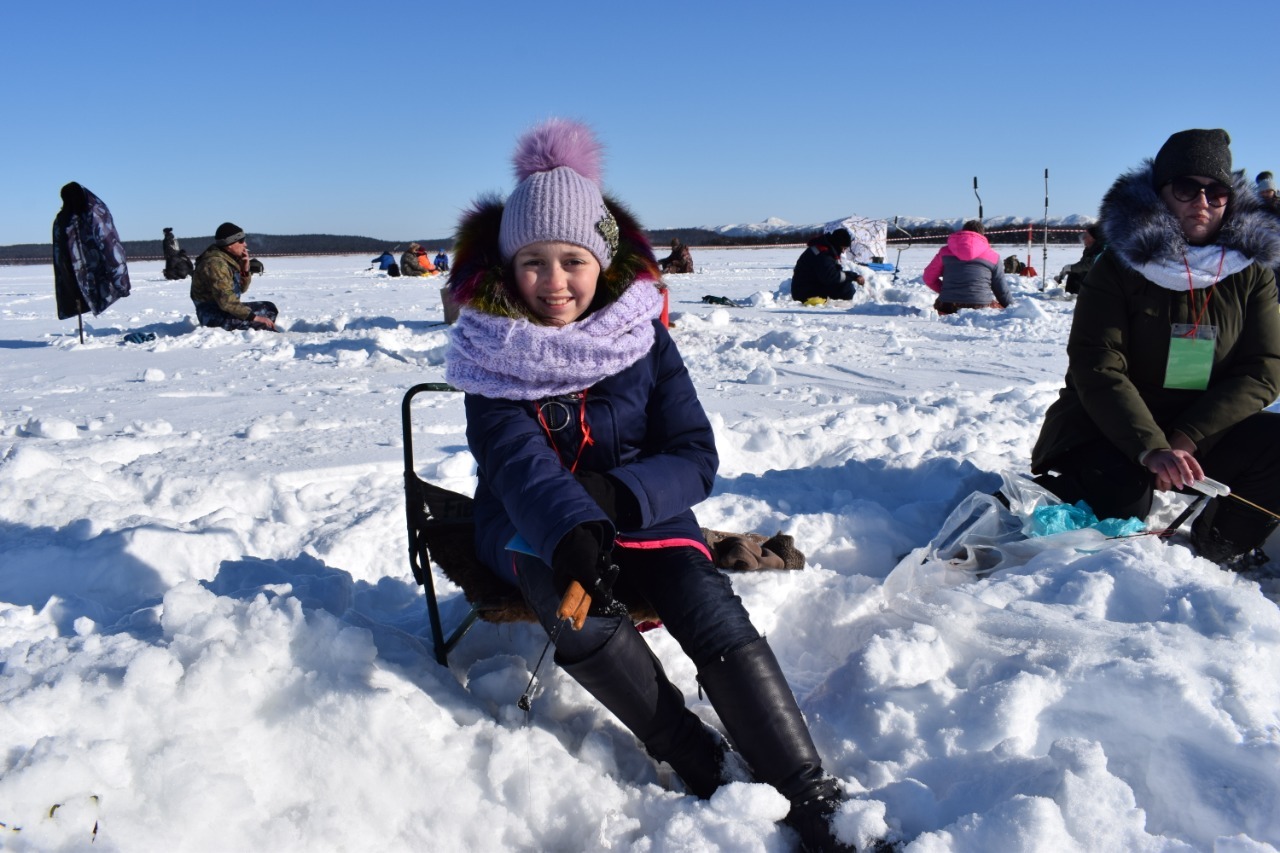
[1,248,1278,852]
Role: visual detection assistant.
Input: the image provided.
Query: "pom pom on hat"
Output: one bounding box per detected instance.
[499,118,618,269]
[512,118,604,186]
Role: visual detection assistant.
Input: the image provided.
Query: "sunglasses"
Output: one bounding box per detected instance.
[1168,177,1231,208]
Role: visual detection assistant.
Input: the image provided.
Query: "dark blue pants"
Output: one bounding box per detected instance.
[195,300,278,331]
[514,545,760,666]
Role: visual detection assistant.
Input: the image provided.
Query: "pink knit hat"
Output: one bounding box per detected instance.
[498,119,619,270]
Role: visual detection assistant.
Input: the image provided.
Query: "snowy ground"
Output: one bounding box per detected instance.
[1,247,1278,852]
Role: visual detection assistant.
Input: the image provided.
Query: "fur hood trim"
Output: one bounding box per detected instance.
[446,194,660,321]
[1099,161,1280,272]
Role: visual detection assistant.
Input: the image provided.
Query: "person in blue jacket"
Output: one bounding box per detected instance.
[444,119,869,853]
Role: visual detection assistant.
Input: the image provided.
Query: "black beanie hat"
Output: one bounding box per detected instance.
[215,222,246,247]
[829,228,853,249]
[1151,129,1232,189]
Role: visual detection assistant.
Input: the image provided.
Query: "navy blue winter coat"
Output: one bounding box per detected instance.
[791,236,858,301]
[465,320,717,583]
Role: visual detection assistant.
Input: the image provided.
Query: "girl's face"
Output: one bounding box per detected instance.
[513,241,601,325]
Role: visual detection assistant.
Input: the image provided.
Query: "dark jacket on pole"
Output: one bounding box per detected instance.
[51,182,131,319]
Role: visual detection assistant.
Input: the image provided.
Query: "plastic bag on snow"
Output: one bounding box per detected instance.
[884,471,1144,600]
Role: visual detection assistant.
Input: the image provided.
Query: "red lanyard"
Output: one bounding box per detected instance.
[1181,248,1224,335]
[535,391,594,473]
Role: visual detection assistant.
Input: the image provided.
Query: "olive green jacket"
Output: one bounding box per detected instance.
[190,245,254,320]
[1034,161,1280,472]
[1032,250,1280,471]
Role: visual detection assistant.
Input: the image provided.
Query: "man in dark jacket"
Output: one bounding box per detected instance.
[190,222,278,331]
[659,238,693,274]
[51,182,131,320]
[162,227,194,280]
[789,228,864,301]
[1055,224,1104,295]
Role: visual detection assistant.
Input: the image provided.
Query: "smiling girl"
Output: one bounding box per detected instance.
[443,119,875,851]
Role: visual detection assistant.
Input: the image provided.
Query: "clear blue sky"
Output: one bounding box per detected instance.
[4,0,1276,245]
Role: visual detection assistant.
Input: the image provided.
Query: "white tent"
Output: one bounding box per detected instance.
[823,215,888,264]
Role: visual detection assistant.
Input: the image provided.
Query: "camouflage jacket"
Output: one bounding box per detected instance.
[191,245,253,320]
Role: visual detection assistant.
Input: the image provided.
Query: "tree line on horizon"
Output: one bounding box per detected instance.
[0,223,1087,265]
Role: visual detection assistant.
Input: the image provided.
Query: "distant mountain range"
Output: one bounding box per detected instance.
[0,214,1097,263]
[647,214,1095,249]
[700,214,1095,240]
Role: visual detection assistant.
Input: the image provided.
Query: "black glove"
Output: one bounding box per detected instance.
[551,522,618,603]
[574,471,641,530]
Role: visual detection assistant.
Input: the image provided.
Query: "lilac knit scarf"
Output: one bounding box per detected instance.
[445,282,663,400]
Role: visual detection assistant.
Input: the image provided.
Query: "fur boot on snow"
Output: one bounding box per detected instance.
[702,529,806,571]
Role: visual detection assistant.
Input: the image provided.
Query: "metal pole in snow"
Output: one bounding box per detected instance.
[973,177,983,223]
[1041,168,1050,292]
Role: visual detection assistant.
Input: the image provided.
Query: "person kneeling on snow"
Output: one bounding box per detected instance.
[922,220,1011,314]
[400,243,437,276]
[790,228,864,301]
[190,222,278,331]
[1032,128,1280,569]
[444,119,877,853]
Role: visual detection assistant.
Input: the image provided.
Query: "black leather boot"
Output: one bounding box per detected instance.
[698,637,860,852]
[558,622,728,799]
[1191,500,1278,568]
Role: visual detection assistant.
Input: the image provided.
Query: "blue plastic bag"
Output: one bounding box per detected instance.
[1029,500,1145,538]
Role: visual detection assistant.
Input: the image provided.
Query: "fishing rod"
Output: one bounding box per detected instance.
[1041,169,1050,292]
[517,581,591,712]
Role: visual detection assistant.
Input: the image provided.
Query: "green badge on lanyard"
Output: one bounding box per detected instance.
[1165,323,1216,390]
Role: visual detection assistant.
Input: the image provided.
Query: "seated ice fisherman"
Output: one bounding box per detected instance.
[190,222,278,331]
[790,228,864,301]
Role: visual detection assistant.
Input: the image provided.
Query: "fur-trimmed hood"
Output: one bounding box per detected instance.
[1099,161,1280,272]
[446,194,660,321]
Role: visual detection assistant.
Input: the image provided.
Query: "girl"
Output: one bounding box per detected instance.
[444,119,867,852]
